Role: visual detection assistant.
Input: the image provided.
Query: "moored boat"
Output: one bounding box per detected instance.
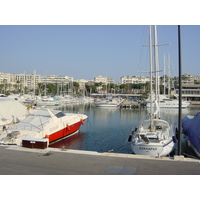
[0,97,28,127]
[130,116,176,157]
[0,108,87,146]
[146,94,190,108]
[129,25,176,157]
[36,96,60,106]
[93,97,121,107]
[182,112,200,157]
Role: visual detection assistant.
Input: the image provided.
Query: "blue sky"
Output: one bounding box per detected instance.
[0,25,200,83]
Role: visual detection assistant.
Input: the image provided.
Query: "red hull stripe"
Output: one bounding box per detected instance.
[48,121,83,143]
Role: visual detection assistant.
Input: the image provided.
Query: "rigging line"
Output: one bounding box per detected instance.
[86,117,92,131]
[107,141,129,153]
[142,43,171,47]
[183,153,199,160]
[138,25,149,75]
[138,70,163,73]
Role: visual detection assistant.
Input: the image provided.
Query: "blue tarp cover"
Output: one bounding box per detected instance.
[182,112,200,153]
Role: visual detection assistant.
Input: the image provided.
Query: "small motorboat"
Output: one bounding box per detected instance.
[0,108,87,147]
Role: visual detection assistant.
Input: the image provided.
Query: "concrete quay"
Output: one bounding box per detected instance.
[0,145,200,175]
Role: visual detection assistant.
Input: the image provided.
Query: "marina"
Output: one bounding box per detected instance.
[1,25,200,176]
[0,96,199,158]
[0,8,200,200]
[47,103,198,157]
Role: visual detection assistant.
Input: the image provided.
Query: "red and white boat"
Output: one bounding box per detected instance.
[0,108,87,147]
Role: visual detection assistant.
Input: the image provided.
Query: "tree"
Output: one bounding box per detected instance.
[0,84,4,93]
[85,84,96,95]
[16,80,21,93]
[73,82,79,94]
[46,83,57,95]
[194,80,200,84]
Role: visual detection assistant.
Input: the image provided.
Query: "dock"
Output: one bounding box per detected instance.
[0,145,200,175]
[120,100,140,108]
[189,101,200,107]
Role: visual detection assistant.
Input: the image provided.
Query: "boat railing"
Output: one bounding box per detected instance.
[8,124,42,131]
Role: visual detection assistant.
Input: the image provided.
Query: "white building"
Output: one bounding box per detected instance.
[41,75,73,85]
[0,72,41,92]
[76,79,89,90]
[94,75,114,84]
[15,73,41,90]
[0,72,15,85]
[119,76,150,84]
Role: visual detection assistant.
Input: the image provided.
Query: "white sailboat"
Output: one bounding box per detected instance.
[129,25,176,157]
[146,53,190,108]
[146,93,190,108]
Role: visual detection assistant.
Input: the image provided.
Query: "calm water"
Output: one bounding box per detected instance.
[49,104,199,155]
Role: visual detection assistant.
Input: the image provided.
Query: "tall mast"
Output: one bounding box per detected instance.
[154,25,158,100]
[33,70,36,97]
[178,25,182,155]
[168,53,171,97]
[163,54,166,96]
[154,25,160,118]
[23,71,25,95]
[44,70,47,96]
[149,25,153,129]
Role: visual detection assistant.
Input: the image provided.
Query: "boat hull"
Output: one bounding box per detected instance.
[48,120,84,143]
[94,104,118,107]
[131,140,174,157]
[146,101,190,108]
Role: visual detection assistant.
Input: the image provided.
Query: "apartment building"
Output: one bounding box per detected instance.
[76,79,89,90]
[41,75,73,85]
[182,73,200,84]
[119,76,150,84]
[94,75,114,84]
[0,72,41,92]
[15,73,41,90]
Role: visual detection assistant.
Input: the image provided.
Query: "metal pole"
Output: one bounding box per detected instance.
[149,25,153,129]
[178,25,182,155]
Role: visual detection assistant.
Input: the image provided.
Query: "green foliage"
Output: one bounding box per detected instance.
[46,83,57,95]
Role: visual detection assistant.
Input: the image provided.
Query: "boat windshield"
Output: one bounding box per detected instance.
[55,112,65,118]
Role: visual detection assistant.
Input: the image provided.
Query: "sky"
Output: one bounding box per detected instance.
[0,2,200,83]
[1,25,200,83]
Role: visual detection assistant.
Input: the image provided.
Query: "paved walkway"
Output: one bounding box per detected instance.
[0,146,200,175]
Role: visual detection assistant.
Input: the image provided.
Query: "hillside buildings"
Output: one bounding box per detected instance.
[94,75,114,84]
[41,75,73,84]
[1,71,200,100]
[119,76,150,84]
[0,72,41,93]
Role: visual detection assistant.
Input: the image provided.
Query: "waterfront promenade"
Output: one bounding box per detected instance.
[0,146,200,175]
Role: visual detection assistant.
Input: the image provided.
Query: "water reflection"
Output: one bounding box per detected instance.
[50,131,85,149]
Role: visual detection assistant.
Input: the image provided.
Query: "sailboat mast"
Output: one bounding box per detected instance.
[164,54,166,96]
[154,25,160,118]
[154,25,157,101]
[149,25,153,128]
[178,25,182,155]
[168,53,171,97]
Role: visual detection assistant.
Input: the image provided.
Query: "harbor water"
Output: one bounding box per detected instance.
[49,104,199,155]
